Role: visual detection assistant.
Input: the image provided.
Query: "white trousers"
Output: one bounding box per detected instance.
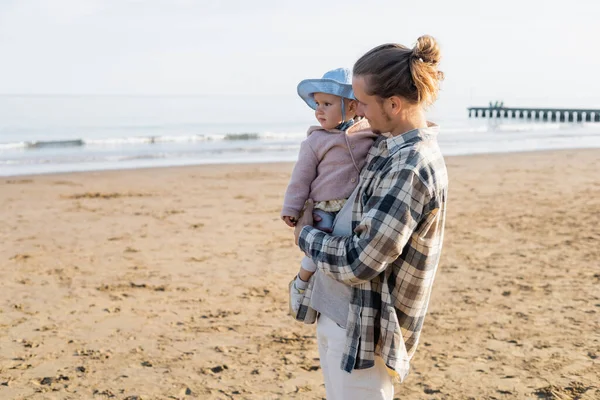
[317,315,394,400]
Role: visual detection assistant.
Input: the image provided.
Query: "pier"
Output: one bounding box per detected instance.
[468,104,600,122]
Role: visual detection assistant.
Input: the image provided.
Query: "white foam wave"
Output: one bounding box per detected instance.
[85,135,213,145]
[0,122,597,153]
[0,142,27,150]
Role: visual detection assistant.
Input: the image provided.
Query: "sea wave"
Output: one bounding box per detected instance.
[0,121,597,152]
[0,144,302,166]
[0,131,308,151]
[0,142,28,150]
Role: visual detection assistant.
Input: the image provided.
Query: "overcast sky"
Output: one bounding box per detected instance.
[1,0,599,121]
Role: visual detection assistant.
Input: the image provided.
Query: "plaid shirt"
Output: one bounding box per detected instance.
[297,124,448,381]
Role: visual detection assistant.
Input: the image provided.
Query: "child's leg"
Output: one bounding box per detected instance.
[297,256,317,282]
[291,209,338,313]
[296,209,336,284]
[313,209,336,232]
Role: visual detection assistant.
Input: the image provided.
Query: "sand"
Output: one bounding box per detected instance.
[1,148,599,400]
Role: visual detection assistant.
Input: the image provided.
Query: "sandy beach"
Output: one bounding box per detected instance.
[1,148,599,400]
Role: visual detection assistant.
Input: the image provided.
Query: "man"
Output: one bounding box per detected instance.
[292,36,448,400]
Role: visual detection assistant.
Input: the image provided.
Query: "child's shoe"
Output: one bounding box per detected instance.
[288,278,306,317]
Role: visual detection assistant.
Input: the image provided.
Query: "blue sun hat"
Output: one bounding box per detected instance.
[297,67,355,110]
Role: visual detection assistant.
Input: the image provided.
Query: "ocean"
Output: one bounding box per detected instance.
[1,95,599,177]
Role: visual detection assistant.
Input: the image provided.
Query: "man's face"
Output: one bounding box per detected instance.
[313,92,345,130]
[352,76,391,135]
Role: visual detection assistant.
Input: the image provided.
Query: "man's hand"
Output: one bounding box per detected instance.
[294,199,315,245]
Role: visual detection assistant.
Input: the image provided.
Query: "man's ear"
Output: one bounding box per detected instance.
[387,96,404,116]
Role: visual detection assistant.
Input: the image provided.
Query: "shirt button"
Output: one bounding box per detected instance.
[351,145,356,149]
[351,178,356,183]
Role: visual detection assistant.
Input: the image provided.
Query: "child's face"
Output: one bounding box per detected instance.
[313,93,355,130]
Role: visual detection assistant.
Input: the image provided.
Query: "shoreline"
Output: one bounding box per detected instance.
[3,146,600,180]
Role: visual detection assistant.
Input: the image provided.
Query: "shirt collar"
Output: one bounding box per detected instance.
[380,122,439,155]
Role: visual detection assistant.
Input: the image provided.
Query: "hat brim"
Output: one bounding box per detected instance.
[297,78,355,110]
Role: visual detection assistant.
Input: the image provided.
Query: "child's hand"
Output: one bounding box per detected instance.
[282,216,297,227]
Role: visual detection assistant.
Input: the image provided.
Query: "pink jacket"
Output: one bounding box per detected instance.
[281,119,377,218]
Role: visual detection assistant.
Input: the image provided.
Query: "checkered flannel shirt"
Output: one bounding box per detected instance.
[297,124,448,381]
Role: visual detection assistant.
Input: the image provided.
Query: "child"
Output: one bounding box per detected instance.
[282,67,376,314]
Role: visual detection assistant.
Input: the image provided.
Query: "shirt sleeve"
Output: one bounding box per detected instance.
[281,140,319,219]
[298,169,430,285]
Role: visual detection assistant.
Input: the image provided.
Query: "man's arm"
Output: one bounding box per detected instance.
[298,169,430,285]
